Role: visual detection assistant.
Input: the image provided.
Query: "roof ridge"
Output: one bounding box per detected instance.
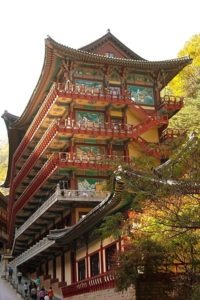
[46,36,192,65]
[78,31,145,60]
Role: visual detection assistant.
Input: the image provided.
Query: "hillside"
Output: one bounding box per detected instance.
[169,96,200,135]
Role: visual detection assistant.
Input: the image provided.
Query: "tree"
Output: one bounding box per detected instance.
[0,139,8,195]
[98,135,200,298]
[169,97,200,135]
[168,34,200,98]
[167,34,200,136]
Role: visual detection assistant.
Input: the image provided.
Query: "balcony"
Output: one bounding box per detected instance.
[14,187,110,240]
[12,114,168,196]
[57,83,148,119]
[160,95,184,114]
[13,83,147,168]
[58,114,168,140]
[160,128,187,142]
[9,237,55,268]
[62,271,116,298]
[13,83,58,165]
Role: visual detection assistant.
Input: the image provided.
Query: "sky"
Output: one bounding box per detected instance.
[0,0,199,140]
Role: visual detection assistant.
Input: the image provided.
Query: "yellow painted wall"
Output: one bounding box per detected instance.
[76,246,86,260]
[126,109,140,125]
[109,110,123,117]
[75,207,91,223]
[102,236,115,247]
[88,239,101,254]
[128,142,142,158]
[141,128,159,143]
[65,252,71,285]
[56,256,61,281]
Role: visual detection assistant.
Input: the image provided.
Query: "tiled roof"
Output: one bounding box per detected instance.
[48,179,124,244]
[79,30,145,60]
[46,35,192,69]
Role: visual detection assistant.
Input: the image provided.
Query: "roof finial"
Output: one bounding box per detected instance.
[107,28,110,33]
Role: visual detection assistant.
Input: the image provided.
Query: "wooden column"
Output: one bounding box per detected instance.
[85,235,89,279]
[53,257,56,279]
[70,171,76,190]
[69,103,74,121]
[70,208,76,226]
[100,239,104,274]
[124,141,129,163]
[61,252,65,283]
[70,138,74,160]
[45,260,49,276]
[108,141,113,156]
[71,241,77,283]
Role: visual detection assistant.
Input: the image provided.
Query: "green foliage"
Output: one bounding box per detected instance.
[169,97,200,135]
[116,237,168,291]
[167,34,200,136]
[168,34,200,98]
[96,212,124,239]
[114,135,200,292]
[0,140,8,195]
[192,285,200,300]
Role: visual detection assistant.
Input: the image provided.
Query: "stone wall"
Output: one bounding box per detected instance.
[63,286,136,300]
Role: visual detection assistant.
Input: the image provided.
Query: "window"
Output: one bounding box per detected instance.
[112,144,125,158]
[78,211,87,220]
[78,259,85,281]
[105,244,117,271]
[108,86,120,96]
[111,117,123,129]
[90,253,99,276]
[105,52,115,58]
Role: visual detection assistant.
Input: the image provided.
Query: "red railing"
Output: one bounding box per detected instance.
[160,95,184,111]
[13,83,58,165]
[9,83,58,214]
[57,83,148,119]
[58,153,129,166]
[12,83,175,171]
[58,115,168,139]
[12,120,58,191]
[9,153,124,240]
[161,128,187,142]
[12,116,168,196]
[62,271,116,298]
[135,136,170,159]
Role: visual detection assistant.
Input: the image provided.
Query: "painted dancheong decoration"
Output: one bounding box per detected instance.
[1,31,191,299]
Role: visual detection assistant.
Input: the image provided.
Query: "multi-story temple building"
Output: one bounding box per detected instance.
[2,31,191,299]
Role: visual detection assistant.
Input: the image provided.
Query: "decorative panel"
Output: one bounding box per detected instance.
[76,111,104,125]
[127,73,153,85]
[108,86,121,95]
[110,69,120,82]
[75,68,103,79]
[128,85,154,106]
[77,177,107,191]
[75,79,102,88]
[76,145,105,159]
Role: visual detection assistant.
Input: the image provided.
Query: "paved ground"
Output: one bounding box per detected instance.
[0,278,23,299]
